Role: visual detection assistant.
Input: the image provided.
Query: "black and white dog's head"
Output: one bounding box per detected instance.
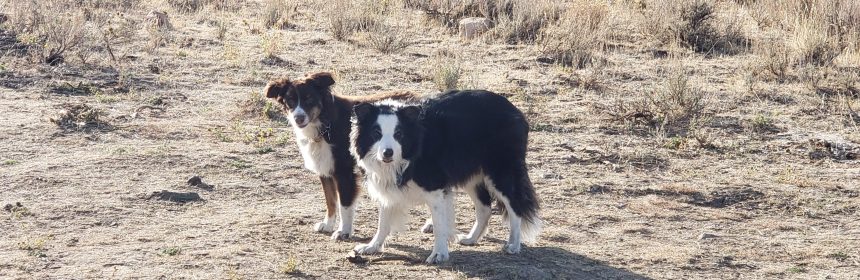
[350,100,423,184]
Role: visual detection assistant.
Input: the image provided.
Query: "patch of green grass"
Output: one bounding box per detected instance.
[95,91,120,103]
[17,237,48,257]
[788,266,807,273]
[161,247,181,256]
[210,127,232,142]
[256,146,275,154]
[2,159,19,166]
[827,252,850,262]
[229,160,252,169]
[750,114,774,132]
[663,136,685,150]
[279,256,299,274]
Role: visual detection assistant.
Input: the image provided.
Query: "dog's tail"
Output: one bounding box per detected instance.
[497,162,542,243]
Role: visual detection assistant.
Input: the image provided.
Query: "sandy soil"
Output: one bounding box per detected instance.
[1,1,859,279]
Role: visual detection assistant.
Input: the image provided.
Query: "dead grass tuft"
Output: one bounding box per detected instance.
[366,24,410,54]
[50,103,111,131]
[539,2,608,68]
[262,0,297,29]
[5,1,89,65]
[325,0,384,41]
[642,0,746,54]
[486,0,562,43]
[430,55,462,92]
[237,90,285,121]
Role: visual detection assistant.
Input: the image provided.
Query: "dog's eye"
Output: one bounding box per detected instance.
[285,95,297,108]
[372,127,382,138]
[394,129,402,139]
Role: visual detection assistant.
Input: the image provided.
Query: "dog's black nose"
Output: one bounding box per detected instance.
[294,115,306,124]
[382,148,394,158]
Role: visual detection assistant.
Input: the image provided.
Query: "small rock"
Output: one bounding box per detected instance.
[187,175,214,191]
[697,232,719,240]
[346,251,367,264]
[147,190,202,203]
[145,10,172,30]
[458,17,492,40]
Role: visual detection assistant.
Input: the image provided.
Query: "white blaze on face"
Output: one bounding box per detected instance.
[290,94,310,128]
[375,114,401,162]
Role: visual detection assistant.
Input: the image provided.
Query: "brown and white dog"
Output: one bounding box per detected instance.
[265,72,419,240]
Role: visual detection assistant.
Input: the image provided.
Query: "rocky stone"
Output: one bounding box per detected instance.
[458,17,492,40]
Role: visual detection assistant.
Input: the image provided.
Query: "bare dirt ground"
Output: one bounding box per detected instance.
[2,1,860,279]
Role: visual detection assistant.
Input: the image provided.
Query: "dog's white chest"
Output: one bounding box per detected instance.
[295,129,335,177]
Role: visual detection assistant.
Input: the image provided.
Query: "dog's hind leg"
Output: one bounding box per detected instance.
[332,162,359,240]
[315,176,337,233]
[420,217,434,233]
[485,160,541,254]
[457,182,492,245]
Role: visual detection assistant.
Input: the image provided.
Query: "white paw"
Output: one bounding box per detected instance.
[457,234,479,246]
[331,230,351,240]
[425,250,450,264]
[314,221,334,233]
[420,223,434,233]
[503,243,521,254]
[354,243,381,255]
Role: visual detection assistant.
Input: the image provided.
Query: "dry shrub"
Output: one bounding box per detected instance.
[642,0,746,54]
[404,0,484,27]
[168,0,244,13]
[430,55,462,92]
[260,31,283,59]
[262,0,297,29]
[751,0,860,67]
[749,38,791,82]
[539,2,607,68]
[486,0,562,43]
[326,0,385,40]
[607,67,711,137]
[366,25,410,53]
[50,103,111,131]
[5,0,89,65]
[237,90,284,121]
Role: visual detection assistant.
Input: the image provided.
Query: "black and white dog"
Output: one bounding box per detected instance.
[265,72,418,240]
[350,90,541,263]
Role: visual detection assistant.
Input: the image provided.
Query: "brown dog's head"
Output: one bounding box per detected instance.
[264,72,336,129]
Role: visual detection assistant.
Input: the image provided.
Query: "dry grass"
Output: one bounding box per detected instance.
[485,0,562,43]
[641,0,747,54]
[262,0,296,29]
[325,0,384,40]
[538,1,607,68]
[1,0,859,279]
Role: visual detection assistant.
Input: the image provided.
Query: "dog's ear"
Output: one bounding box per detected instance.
[398,106,421,122]
[264,78,291,98]
[307,72,335,89]
[353,103,377,123]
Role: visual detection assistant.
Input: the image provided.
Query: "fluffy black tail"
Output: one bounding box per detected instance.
[497,161,541,242]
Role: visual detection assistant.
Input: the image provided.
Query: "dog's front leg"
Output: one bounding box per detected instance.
[354,202,394,254]
[425,189,455,264]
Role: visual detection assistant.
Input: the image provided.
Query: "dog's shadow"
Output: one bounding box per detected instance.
[375,242,651,280]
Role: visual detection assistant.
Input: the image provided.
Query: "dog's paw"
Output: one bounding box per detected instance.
[425,250,450,264]
[354,243,381,255]
[420,223,434,233]
[331,230,351,241]
[314,221,335,233]
[503,243,521,254]
[457,234,479,246]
